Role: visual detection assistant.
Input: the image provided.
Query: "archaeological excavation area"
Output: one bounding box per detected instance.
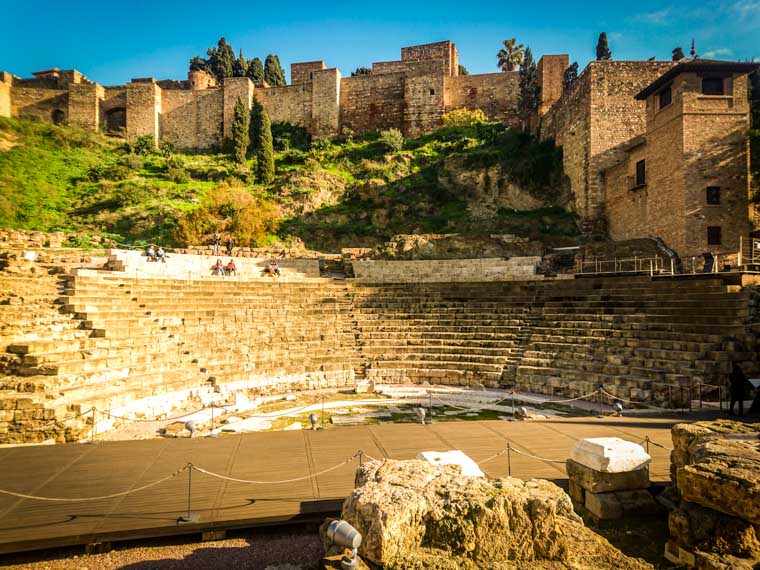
[0,235,759,568]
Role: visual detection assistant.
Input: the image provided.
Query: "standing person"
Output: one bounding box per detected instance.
[729,361,749,417]
[213,233,221,256]
[226,236,234,256]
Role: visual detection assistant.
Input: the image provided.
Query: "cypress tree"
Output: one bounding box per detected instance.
[672,47,685,61]
[189,56,210,73]
[249,99,264,151]
[595,32,612,61]
[264,54,286,86]
[563,62,579,90]
[458,64,469,76]
[351,67,372,76]
[207,37,235,81]
[256,108,275,184]
[231,97,249,164]
[233,48,248,77]
[247,57,265,84]
[517,47,541,130]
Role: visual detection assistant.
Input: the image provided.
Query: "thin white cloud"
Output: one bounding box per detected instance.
[729,0,760,28]
[702,47,734,57]
[630,8,673,25]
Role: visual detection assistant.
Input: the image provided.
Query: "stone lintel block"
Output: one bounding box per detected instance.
[566,458,649,493]
[585,489,659,520]
[571,437,650,473]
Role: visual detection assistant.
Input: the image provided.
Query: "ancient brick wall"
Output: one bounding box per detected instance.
[126,81,161,142]
[401,41,458,77]
[541,68,592,217]
[371,61,407,75]
[222,77,254,139]
[67,83,103,131]
[403,60,445,137]
[444,72,519,126]
[291,61,326,85]
[537,55,569,115]
[311,68,341,137]
[339,73,405,134]
[11,87,68,123]
[160,88,223,149]
[0,75,11,117]
[256,83,312,128]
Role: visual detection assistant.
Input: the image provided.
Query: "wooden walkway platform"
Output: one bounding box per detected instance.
[0,416,681,554]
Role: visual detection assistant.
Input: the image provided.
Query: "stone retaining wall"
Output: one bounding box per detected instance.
[351,256,541,282]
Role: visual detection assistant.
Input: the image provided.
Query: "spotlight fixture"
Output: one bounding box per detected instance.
[415,407,426,424]
[326,520,362,570]
[612,402,624,416]
[184,420,196,438]
[517,407,528,420]
[309,412,319,430]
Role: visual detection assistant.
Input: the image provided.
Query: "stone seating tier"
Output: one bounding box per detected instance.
[0,271,753,443]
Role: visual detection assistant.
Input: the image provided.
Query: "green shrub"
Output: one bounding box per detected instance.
[442,108,488,127]
[87,161,131,182]
[167,167,190,184]
[158,141,175,157]
[114,181,151,207]
[379,128,404,152]
[272,122,311,150]
[310,138,332,152]
[122,154,143,170]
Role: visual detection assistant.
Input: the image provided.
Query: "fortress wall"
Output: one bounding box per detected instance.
[11,87,68,123]
[403,60,446,136]
[541,69,592,217]
[256,83,312,128]
[0,78,10,117]
[160,88,223,149]
[101,87,126,110]
[339,73,405,133]
[311,68,341,137]
[126,81,162,142]
[67,83,103,131]
[402,41,457,77]
[372,61,407,75]
[223,77,254,139]
[291,61,326,85]
[444,72,519,126]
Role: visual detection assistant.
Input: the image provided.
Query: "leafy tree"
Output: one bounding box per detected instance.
[231,97,249,163]
[497,38,525,72]
[458,64,469,76]
[672,47,685,61]
[208,37,236,81]
[595,32,612,61]
[518,47,541,130]
[563,62,579,90]
[249,99,264,152]
[256,108,275,183]
[233,49,248,77]
[189,56,210,74]
[351,67,372,76]
[264,54,286,86]
[247,57,265,84]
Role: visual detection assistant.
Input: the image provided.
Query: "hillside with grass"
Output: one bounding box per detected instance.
[0,116,579,253]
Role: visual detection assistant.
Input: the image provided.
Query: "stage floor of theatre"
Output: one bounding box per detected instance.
[0,415,684,554]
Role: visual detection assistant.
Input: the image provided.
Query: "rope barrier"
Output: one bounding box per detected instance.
[507,446,567,464]
[641,436,674,452]
[600,389,640,405]
[536,390,599,405]
[479,448,509,464]
[0,465,189,502]
[45,408,93,424]
[192,452,362,484]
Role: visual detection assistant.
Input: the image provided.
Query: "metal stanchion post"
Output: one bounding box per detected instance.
[644,436,650,454]
[511,392,515,416]
[507,443,512,477]
[89,408,96,444]
[359,450,363,467]
[177,465,198,524]
[321,396,325,429]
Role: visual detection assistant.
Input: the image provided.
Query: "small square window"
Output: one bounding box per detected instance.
[706,186,721,205]
[707,226,722,246]
[702,77,724,95]
[659,86,672,109]
[635,159,646,187]
[429,88,435,95]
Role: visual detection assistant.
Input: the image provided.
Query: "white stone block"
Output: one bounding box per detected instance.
[570,437,650,473]
[416,450,485,477]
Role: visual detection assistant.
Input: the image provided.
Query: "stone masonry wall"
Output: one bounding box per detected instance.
[222,77,254,139]
[371,61,408,75]
[401,41,458,77]
[537,55,569,115]
[160,88,224,149]
[0,76,11,118]
[126,81,161,142]
[311,68,341,137]
[339,73,405,134]
[291,61,326,85]
[256,83,312,128]
[403,60,446,137]
[444,72,519,126]
[10,87,68,123]
[67,83,103,131]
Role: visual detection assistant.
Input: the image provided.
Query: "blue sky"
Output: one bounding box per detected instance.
[1,0,757,85]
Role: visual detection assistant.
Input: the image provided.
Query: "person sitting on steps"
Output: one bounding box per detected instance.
[156,246,166,263]
[225,259,237,276]
[211,258,225,277]
[146,245,157,262]
[263,260,281,278]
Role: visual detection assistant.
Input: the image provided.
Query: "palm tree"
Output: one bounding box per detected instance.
[497,38,525,72]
